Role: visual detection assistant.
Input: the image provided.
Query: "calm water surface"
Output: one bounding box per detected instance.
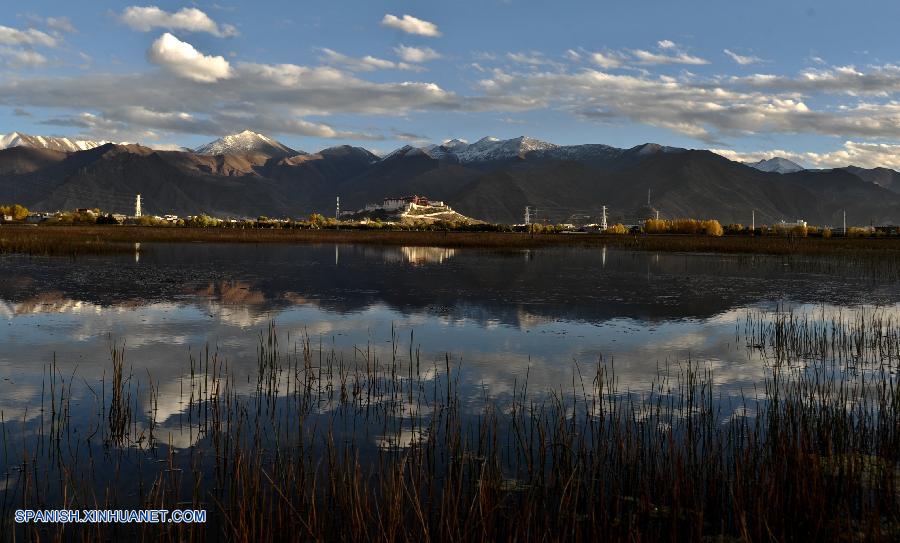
[0,243,897,459]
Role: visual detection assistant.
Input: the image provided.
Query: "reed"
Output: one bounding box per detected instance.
[4,224,900,257]
[0,311,898,541]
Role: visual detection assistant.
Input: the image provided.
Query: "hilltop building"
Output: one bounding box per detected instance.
[363,195,448,213]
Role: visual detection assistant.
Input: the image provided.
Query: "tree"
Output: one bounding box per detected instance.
[644,219,668,234]
[11,204,28,221]
[604,223,628,235]
[702,220,724,237]
[0,204,29,221]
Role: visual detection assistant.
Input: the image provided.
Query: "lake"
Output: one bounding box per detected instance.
[1,242,898,538]
[1,243,898,421]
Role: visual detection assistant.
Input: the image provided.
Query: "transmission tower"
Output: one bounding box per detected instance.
[601,205,608,230]
[134,194,142,218]
[524,206,531,225]
[336,196,340,219]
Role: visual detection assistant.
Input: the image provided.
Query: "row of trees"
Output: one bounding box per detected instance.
[643,218,725,236]
[0,204,29,221]
[1,203,891,239]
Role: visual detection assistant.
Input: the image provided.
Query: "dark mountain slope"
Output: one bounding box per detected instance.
[841,166,900,194]
[0,147,67,175]
[1,141,900,224]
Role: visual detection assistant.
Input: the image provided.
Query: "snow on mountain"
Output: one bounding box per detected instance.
[746,157,805,174]
[194,130,304,158]
[382,145,423,160]
[387,136,636,164]
[455,136,558,162]
[0,132,107,153]
[391,136,560,163]
[533,143,624,162]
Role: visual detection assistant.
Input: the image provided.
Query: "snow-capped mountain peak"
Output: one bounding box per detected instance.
[0,132,108,153]
[385,136,628,164]
[454,135,558,162]
[747,157,804,174]
[194,130,304,158]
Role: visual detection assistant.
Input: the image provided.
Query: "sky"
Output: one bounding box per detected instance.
[4,1,900,168]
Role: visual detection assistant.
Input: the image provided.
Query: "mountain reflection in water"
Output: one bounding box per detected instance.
[0,243,898,414]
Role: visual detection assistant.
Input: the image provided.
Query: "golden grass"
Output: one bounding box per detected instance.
[3,224,900,257]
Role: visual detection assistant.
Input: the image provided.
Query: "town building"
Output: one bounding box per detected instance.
[777,219,808,229]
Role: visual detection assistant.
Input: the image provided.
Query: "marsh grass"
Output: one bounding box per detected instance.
[4,224,900,257]
[0,226,133,257]
[0,312,898,541]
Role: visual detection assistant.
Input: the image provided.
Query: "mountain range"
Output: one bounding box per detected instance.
[0,131,898,225]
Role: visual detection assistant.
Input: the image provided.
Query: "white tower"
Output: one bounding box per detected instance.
[601,205,608,230]
[336,196,340,219]
[843,210,847,235]
[752,209,755,231]
[135,194,142,218]
[524,206,531,226]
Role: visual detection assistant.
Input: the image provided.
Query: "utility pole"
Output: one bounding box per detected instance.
[752,209,755,231]
[524,206,531,226]
[655,210,660,221]
[134,194,142,218]
[601,205,608,230]
[843,210,847,235]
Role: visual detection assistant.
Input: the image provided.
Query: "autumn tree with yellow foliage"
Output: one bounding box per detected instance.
[643,218,723,236]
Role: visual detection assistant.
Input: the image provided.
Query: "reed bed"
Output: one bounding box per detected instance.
[1,313,899,541]
[0,226,133,257]
[4,224,900,257]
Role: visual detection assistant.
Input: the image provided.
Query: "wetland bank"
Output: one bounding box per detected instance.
[1,241,898,541]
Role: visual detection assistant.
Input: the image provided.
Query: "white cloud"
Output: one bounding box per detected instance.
[658,40,676,49]
[590,51,622,69]
[473,66,900,143]
[120,6,238,37]
[712,141,900,170]
[724,49,763,66]
[10,29,900,151]
[737,64,900,96]
[319,48,419,72]
[394,45,441,63]
[632,49,709,65]
[148,143,187,151]
[0,25,57,47]
[0,47,48,67]
[381,14,441,37]
[506,52,546,66]
[45,17,77,34]
[147,33,232,83]
[564,49,581,61]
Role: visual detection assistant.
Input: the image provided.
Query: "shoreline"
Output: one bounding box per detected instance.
[3,224,900,257]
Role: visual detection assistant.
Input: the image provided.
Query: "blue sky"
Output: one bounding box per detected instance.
[3,1,900,167]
